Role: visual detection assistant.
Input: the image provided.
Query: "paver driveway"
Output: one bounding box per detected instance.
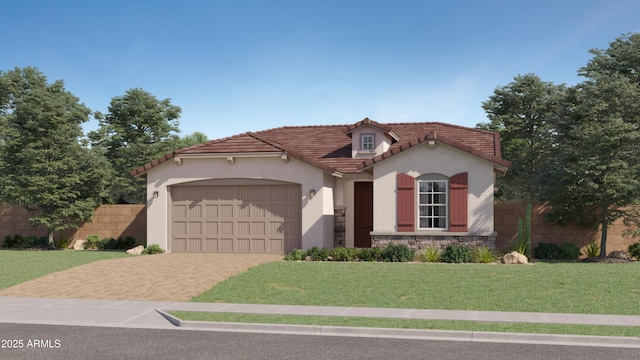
[0,253,282,302]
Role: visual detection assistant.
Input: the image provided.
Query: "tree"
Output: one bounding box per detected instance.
[479,74,565,200]
[539,73,640,256]
[176,131,209,149]
[89,88,182,204]
[0,67,111,246]
[581,32,640,86]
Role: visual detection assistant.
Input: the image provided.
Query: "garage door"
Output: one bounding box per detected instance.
[170,184,301,253]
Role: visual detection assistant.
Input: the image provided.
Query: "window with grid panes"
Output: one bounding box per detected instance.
[418,180,448,229]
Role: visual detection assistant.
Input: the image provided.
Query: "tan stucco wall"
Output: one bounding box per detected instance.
[144,156,332,251]
[371,142,495,234]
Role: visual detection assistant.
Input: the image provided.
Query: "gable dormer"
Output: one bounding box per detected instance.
[345,118,400,158]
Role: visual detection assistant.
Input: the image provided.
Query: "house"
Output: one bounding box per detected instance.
[131,118,511,254]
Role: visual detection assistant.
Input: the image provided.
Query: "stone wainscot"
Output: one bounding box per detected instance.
[370,232,497,251]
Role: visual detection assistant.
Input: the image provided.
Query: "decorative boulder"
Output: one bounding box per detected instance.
[126,245,144,255]
[503,251,528,264]
[72,239,87,250]
[609,250,630,260]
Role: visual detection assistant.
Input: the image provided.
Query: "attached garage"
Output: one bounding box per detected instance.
[170,183,301,253]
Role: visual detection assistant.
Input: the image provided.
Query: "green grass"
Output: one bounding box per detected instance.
[0,249,130,290]
[191,261,640,315]
[168,311,640,338]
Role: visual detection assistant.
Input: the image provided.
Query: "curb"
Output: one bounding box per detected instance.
[155,310,640,348]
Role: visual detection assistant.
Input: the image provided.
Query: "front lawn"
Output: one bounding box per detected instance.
[168,311,640,338]
[192,261,640,315]
[0,250,130,290]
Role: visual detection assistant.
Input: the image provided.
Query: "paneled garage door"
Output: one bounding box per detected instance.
[170,185,301,253]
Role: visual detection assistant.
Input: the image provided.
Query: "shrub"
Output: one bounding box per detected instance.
[2,235,48,249]
[558,242,580,260]
[329,247,359,261]
[421,246,442,263]
[628,242,640,259]
[381,243,416,262]
[582,241,600,258]
[56,234,70,249]
[472,246,498,263]
[534,242,560,259]
[143,244,165,254]
[116,236,137,250]
[441,244,472,263]
[306,246,328,261]
[284,248,308,261]
[534,242,579,260]
[358,247,383,262]
[83,234,103,250]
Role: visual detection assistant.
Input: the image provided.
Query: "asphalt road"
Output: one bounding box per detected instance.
[1,323,638,360]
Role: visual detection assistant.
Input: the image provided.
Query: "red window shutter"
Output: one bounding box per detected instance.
[449,172,468,232]
[397,173,415,232]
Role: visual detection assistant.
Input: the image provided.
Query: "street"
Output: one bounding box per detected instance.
[1,323,638,360]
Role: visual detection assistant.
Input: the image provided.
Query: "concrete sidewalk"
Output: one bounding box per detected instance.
[1,296,639,348]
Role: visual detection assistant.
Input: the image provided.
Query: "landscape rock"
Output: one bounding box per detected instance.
[503,251,528,265]
[71,239,86,250]
[609,250,630,260]
[126,245,144,255]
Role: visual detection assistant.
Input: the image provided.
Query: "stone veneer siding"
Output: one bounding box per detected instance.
[334,207,346,247]
[371,233,496,252]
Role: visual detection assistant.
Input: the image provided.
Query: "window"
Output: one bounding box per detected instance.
[361,134,374,151]
[418,180,448,229]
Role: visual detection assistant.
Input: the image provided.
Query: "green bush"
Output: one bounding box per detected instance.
[441,244,473,263]
[534,242,579,260]
[305,246,328,261]
[358,247,383,262]
[558,242,580,260]
[421,246,442,263]
[83,234,103,250]
[381,243,415,262]
[329,247,359,261]
[2,235,48,249]
[284,248,308,260]
[143,244,165,254]
[582,241,600,258]
[628,242,640,259]
[116,236,137,250]
[534,242,560,259]
[472,246,498,263]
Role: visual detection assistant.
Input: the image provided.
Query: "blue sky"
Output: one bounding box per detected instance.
[2,0,639,140]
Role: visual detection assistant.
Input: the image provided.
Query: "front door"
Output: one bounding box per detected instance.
[354,182,373,248]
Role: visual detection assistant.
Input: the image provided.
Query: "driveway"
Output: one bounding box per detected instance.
[0,253,282,302]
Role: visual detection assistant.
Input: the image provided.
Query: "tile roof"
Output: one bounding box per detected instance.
[131,118,511,177]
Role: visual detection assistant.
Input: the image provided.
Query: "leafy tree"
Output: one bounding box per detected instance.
[539,73,640,256]
[479,74,565,200]
[176,131,209,149]
[0,67,110,246]
[581,32,640,86]
[89,88,181,204]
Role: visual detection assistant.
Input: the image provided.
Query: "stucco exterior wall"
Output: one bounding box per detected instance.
[144,156,330,251]
[350,126,391,158]
[371,142,495,234]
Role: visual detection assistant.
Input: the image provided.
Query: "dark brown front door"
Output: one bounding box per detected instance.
[354,182,373,248]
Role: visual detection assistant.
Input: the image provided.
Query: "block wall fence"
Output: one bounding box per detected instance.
[0,202,637,254]
[494,201,636,254]
[0,205,146,246]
